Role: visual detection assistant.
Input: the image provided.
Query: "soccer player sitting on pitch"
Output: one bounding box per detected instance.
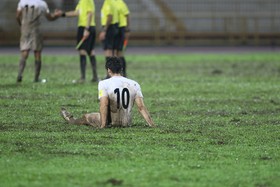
[16,0,61,83]
[61,57,156,128]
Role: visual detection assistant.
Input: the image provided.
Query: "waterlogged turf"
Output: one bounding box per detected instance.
[0,52,280,187]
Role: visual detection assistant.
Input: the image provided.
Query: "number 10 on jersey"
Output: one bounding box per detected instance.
[114,88,130,109]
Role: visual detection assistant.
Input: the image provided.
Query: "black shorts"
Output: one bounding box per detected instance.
[77,26,96,54]
[102,23,119,50]
[115,27,125,51]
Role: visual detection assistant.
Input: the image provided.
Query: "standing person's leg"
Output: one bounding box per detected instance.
[103,50,113,79]
[102,25,115,79]
[60,108,101,127]
[17,28,32,82]
[116,27,127,77]
[79,50,87,82]
[32,29,44,82]
[112,23,119,57]
[104,24,116,58]
[77,27,87,82]
[17,50,29,82]
[90,53,98,82]
[87,27,98,82]
[105,49,113,58]
[34,51,42,82]
[119,53,127,77]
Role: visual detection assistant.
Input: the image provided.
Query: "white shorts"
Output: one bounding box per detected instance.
[20,28,43,51]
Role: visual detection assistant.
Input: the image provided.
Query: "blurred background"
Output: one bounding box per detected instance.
[0,0,280,46]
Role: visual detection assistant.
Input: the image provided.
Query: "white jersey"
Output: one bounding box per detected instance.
[17,0,49,29]
[98,76,143,127]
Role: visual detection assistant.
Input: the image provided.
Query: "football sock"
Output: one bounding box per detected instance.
[80,55,86,80]
[90,55,98,81]
[17,58,26,81]
[105,57,110,79]
[120,57,127,77]
[34,60,41,82]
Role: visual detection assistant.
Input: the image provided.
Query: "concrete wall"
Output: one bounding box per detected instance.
[0,0,279,46]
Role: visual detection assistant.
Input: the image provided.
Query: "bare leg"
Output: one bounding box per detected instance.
[84,113,101,127]
[61,108,100,127]
[104,50,114,79]
[117,51,127,77]
[105,49,113,57]
[34,51,42,82]
[17,50,29,82]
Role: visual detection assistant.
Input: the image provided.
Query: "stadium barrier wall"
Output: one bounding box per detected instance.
[0,0,279,46]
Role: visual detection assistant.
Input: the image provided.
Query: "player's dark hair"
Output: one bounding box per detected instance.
[105,57,122,74]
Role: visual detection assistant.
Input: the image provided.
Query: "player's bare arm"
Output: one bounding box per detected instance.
[99,96,109,128]
[135,97,156,127]
[99,14,112,41]
[45,11,61,21]
[61,10,79,17]
[83,11,93,39]
[104,14,113,31]
[16,10,22,26]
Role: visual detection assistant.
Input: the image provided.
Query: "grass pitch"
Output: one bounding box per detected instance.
[0,51,280,187]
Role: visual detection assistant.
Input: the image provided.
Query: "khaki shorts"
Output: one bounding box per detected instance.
[20,28,43,51]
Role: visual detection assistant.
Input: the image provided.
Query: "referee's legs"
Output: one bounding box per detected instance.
[90,51,98,82]
[118,51,127,77]
[79,50,87,82]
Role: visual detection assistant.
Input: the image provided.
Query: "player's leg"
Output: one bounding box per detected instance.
[84,113,101,127]
[77,27,87,82]
[90,54,98,82]
[17,50,29,82]
[34,51,42,82]
[120,55,127,77]
[104,24,116,57]
[102,25,115,79]
[17,30,31,82]
[32,30,44,82]
[60,108,100,127]
[79,50,87,82]
[112,24,120,57]
[115,27,121,56]
[87,26,98,82]
[116,27,126,77]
